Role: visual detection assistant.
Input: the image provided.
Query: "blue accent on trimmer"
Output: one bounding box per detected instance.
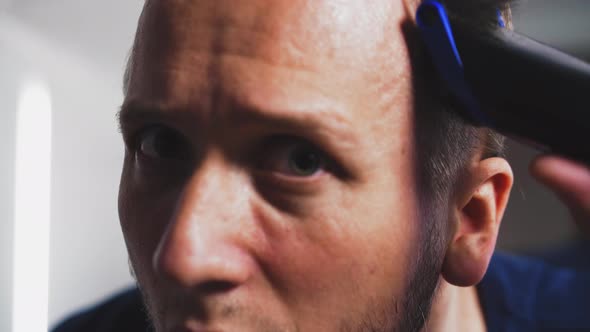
[497,9,506,28]
[416,0,496,126]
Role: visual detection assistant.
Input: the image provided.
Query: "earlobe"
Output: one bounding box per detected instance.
[442,157,513,287]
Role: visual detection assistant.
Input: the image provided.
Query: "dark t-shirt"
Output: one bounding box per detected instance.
[51,287,151,332]
[52,253,590,332]
[478,253,590,331]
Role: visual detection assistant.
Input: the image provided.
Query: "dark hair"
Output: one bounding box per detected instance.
[414,0,516,206]
[407,2,516,330]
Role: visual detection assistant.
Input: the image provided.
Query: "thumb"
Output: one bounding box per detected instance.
[530,155,590,235]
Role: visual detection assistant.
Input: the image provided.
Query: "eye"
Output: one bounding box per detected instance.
[134,125,191,162]
[287,145,323,176]
[261,138,327,178]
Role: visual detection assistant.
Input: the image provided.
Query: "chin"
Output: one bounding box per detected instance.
[142,300,295,332]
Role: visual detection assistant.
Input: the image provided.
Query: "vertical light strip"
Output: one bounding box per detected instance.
[12,79,52,332]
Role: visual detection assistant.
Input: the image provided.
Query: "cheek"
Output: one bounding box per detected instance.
[255,186,420,325]
[118,160,181,276]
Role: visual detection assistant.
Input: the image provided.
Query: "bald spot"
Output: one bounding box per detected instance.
[125,0,416,114]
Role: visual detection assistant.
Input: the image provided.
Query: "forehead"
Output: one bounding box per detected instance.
[126,0,413,120]
[137,0,399,64]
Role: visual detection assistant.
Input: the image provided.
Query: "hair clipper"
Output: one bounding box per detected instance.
[416,0,590,162]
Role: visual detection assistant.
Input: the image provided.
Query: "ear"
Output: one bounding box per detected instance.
[442,157,513,287]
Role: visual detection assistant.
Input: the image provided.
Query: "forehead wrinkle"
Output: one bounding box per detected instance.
[130,0,410,148]
[230,102,359,151]
[138,0,322,71]
[138,0,404,72]
[131,0,411,103]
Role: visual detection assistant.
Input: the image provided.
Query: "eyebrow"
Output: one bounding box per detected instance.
[117,99,177,133]
[117,97,359,151]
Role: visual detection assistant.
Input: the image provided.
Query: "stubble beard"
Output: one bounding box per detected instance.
[343,235,443,332]
[132,207,443,332]
[343,203,446,332]
[134,244,442,332]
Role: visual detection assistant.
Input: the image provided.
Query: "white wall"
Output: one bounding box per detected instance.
[0,32,18,332]
[0,0,588,331]
[0,0,143,328]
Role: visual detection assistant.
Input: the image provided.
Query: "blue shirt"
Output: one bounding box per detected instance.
[478,253,590,331]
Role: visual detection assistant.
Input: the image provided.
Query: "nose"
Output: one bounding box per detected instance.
[153,158,255,292]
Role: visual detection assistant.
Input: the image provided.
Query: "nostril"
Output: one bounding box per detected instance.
[197,280,237,295]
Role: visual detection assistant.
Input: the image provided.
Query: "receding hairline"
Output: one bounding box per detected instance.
[122,0,515,96]
[123,0,412,95]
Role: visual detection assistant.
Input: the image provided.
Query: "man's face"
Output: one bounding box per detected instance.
[118,0,437,331]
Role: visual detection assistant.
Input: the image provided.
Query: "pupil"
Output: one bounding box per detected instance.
[291,148,320,175]
[146,129,186,160]
[155,135,171,155]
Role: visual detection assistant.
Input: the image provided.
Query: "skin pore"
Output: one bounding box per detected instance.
[117,0,513,331]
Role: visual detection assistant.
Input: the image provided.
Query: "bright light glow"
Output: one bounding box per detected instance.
[12,79,52,332]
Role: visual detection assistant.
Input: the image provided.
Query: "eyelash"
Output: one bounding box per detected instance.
[126,125,192,176]
[256,136,329,175]
[125,124,343,182]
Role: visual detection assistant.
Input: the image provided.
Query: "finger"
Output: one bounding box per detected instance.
[530,155,590,234]
[530,155,590,202]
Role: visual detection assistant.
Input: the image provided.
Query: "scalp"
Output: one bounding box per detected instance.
[125,0,411,94]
